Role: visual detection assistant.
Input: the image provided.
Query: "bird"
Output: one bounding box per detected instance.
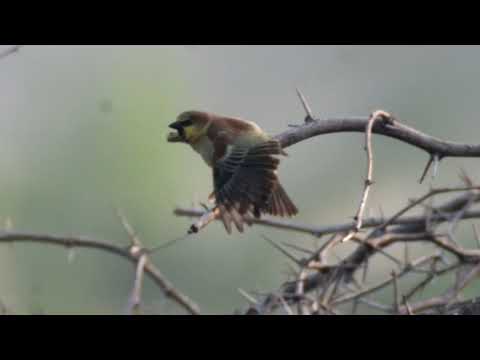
[167,110,298,234]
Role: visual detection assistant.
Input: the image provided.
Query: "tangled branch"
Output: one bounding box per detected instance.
[173,99,480,315]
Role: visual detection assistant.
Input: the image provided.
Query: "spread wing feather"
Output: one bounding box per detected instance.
[212,139,297,234]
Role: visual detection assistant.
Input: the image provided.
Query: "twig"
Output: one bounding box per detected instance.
[127,254,148,314]
[331,253,440,306]
[278,295,294,315]
[403,273,435,302]
[356,298,392,313]
[0,45,22,61]
[419,154,437,184]
[403,296,414,315]
[262,235,303,266]
[116,209,141,247]
[188,207,220,234]
[367,187,480,240]
[0,231,201,315]
[391,270,400,313]
[280,241,314,255]
[342,111,390,243]
[473,224,480,249]
[175,202,480,239]
[296,270,309,315]
[238,288,259,306]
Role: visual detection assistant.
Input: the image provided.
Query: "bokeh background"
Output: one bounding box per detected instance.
[0,45,479,314]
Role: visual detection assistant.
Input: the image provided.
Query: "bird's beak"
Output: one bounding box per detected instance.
[167,122,184,143]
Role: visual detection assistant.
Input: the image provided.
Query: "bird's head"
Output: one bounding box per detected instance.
[167,111,211,144]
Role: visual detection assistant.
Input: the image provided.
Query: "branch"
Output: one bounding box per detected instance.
[276,115,480,157]
[174,192,480,238]
[342,110,389,243]
[429,296,480,315]
[0,231,200,315]
[0,45,23,61]
[127,254,148,314]
[251,185,480,313]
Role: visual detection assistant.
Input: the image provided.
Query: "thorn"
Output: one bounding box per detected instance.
[278,295,294,315]
[115,208,141,247]
[378,205,385,222]
[199,202,210,211]
[362,258,370,284]
[261,235,303,266]
[473,224,480,249]
[4,217,13,231]
[148,233,191,253]
[459,167,474,187]
[419,155,434,184]
[280,241,314,255]
[402,296,414,315]
[391,270,400,313]
[238,288,259,305]
[296,87,315,123]
[404,243,410,266]
[432,154,440,179]
[67,247,76,264]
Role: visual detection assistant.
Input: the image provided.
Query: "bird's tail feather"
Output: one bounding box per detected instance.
[266,183,298,217]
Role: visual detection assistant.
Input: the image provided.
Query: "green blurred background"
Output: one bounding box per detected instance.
[0,45,479,314]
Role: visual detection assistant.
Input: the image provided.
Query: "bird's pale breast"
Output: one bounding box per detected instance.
[190,135,215,167]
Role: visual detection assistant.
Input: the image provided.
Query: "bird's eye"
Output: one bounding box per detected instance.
[181,119,193,127]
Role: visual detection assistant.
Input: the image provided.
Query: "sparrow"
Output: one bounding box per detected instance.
[167,110,298,234]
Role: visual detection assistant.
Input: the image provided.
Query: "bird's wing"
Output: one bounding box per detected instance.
[212,139,284,233]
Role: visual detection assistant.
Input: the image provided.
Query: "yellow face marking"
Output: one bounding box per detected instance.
[183,125,197,142]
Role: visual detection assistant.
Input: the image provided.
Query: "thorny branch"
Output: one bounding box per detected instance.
[243,185,480,315]
[173,108,480,315]
[0,229,201,315]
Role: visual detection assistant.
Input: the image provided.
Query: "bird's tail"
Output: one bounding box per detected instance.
[265,183,298,217]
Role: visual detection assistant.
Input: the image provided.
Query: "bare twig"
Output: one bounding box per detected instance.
[238,288,259,306]
[366,187,480,240]
[398,263,480,315]
[188,207,221,234]
[0,231,200,315]
[331,253,440,306]
[279,295,294,315]
[175,202,480,239]
[262,235,303,266]
[473,224,480,249]
[116,209,141,247]
[0,45,23,61]
[391,270,400,313]
[342,111,390,243]
[127,254,148,314]
[403,296,414,315]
